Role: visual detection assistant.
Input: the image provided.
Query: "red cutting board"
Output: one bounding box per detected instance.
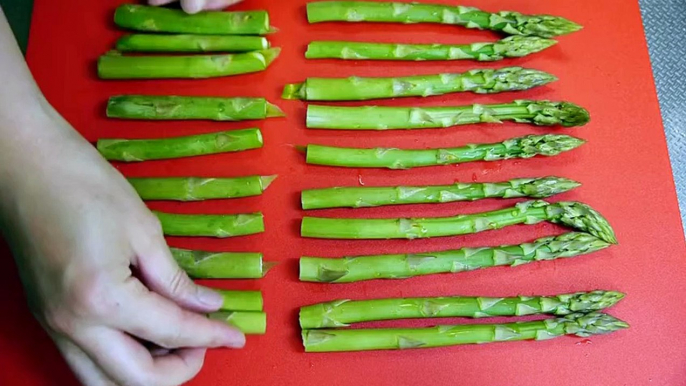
[1,0,685,384]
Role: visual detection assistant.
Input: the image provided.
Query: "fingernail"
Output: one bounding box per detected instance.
[225,329,246,348]
[196,286,223,309]
[182,0,204,14]
[205,0,241,10]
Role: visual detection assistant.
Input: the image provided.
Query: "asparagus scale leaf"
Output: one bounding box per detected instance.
[305,37,556,62]
[283,67,557,101]
[130,175,276,201]
[116,34,269,53]
[299,232,612,283]
[155,211,264,238]
[301,176,580,209]
[304,134,585,169]
[307,101,590,130]
[299,291,625,328]
[307,1,582,38]
[170,248,266,279]
[302,312,628,352]
[209,311,267,334]
[301,200,617,244]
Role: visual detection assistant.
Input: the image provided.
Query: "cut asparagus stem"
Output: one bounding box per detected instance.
[302,312,628,352]
[305,37,556,61]
[130,175,276,201]
[114,4,272,35]
[300,291,624,329]
[301,177,580,209]
[307,101,589,130]
[304,134,584,169]
[97,48,280,79]
[170,248,265,279]
[301,200,617,244]
[97,128,263,162]
[155,211,264,238]
[209,311,267,334]
[307,1,582,38]
[107,96,284,121]
[217,290,264,312]
[116,34,269,53]
[282,67,557,101]
[300,232,611,283]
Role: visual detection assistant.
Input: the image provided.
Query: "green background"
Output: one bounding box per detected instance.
[1,0,33,53]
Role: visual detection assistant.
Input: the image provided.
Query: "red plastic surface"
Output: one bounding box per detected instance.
[1,0,685,384]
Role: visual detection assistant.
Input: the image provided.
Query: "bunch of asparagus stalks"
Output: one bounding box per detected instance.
[98,4,280,79]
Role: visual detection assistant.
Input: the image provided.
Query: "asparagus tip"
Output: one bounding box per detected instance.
[480,67,558,93]
[266,102,286,117]
[517,176,581,198]
[539,232,612,259]
[559,312,629,337]
[499,11,583,38]
[505,134,586,158]
[558,290,626,314]
[546,201,618,244]
[260,175,278,190]
[497,36,557,58]
[513,100,590,127]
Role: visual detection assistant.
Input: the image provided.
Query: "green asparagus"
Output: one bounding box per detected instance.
[155,211,264,238]
[218,290,264,312]
[98,48,280,79]
[170,248,265,279]
[130,175,276,201]
[307,2,582,38]
[301,200,617,244]
[114,4,272,35]
[97,128,263,162]
[300,291,624,329]
[107,96,284,121]
[301,177,580,209]
[209,311,267,334]
[283,67,557,101]
[302,312,628,352]
[304,134,585,169]
[307,101,589,130]
[116,34,269,53]
[305,37,556,61]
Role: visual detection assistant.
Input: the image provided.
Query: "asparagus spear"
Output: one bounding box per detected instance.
[300,291,624,329]
[307,2,582,38]
[302,312,628,352]
[130,175,276,201]
[301,200,617,244]
[170,248,265,279]
[155,211,264,238]
[283,67,557,101]
[299,232,611,283]
[97,128,263,162]
[301,177,580,209]
[97,48,280,79]
[305,37,556,61]
[107,96,284,121]
[217,290,264,312]
[114,4,272,35]
[209,311,267,334]
[116,34,269,53]
[304,134,585,169]
[307,101,589,130]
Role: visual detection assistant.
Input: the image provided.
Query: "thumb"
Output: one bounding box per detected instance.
[181,0,243,13]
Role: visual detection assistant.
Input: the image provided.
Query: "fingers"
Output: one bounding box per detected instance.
[131,228,222,313]
[118,281,245,349]
[76,327,207,386]
[54,338,117,386]
[147,0,243,14]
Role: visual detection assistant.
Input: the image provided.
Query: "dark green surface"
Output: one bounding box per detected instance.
[0,0,32,54]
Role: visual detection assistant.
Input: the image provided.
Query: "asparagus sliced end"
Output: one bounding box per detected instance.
[260,175,278,191]
[266,102,286,117]
[545,201,618,244]
[282,83,305,100]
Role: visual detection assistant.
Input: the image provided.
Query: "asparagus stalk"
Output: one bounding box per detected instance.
[302,312,628,352]
[107,96,284,121]
[209,311,267,334]
[300,291,624,329]
[170,248,265,279]
[301,177,580,209]
[301,200,617,244]
[299,232,611,283]
[116,34,269,53]
[307,2,582,38]
[283,67,557,101]
[218,290,264,312]
[155,211,264,238]
[97,48,280,79]
[307,101,589,130]
[114,4,272,35]
[304,134,585,169]
[130,175,276,201]
[305,37,556,61]
[97,128,263,162]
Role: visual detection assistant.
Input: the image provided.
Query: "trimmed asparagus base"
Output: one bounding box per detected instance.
[171,248,264,279]
[218,290,264,312]
[130,176,276,201]
[155,211,264,238]
[116,34,269,53]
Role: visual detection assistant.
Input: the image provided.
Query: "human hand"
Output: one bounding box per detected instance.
[0,109,245,386]
[149,0,243,14]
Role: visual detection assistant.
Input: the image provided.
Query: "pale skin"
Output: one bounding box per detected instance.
[0,1,245,385]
